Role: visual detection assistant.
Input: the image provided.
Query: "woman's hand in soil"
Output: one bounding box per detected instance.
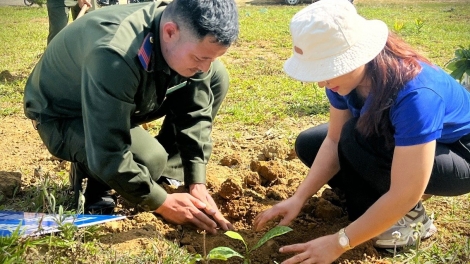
[253,197,303,231]
[154,192,218,234]
[189,183,234,232]
[279,233,344,264]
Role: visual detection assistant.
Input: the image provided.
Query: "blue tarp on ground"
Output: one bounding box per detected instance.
[0,211,126,237]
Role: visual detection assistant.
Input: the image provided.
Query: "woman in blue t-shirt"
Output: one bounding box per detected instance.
[253,0,470,263]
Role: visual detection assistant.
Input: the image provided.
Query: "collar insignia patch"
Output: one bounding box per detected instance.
[138,32,154,72]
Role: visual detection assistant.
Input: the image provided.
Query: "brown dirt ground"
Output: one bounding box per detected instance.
[0,115,383,264]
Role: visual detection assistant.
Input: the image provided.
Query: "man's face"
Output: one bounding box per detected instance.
[161,24,228,77]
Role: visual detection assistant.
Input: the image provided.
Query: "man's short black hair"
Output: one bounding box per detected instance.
[164,0,239,46]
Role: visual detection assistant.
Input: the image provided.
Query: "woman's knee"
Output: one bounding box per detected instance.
[295,123,328,166]
[338,118,358,147]
[427,144,470,195]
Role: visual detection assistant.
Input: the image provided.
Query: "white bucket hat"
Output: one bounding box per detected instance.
[283,0,389,82]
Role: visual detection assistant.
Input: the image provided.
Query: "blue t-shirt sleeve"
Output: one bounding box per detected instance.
[391,88,444,146]
[326,89,348,110]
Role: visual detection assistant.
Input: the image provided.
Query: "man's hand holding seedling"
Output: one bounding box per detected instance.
[155,183,233,235]
[189,183,234,232]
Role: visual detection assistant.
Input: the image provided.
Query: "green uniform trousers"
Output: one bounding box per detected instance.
[36,60,229,196]
[47,0,81,44]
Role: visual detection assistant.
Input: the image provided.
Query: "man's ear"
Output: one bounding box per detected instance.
[161,22,180,43]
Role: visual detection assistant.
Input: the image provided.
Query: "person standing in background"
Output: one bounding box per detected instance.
[46,0,92,44]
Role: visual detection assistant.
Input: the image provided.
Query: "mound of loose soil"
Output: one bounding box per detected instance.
[0,115,387,264]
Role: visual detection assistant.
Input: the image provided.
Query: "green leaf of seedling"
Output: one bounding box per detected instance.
[189,254,202,264]
[224,230,247,248]
[207,246,244,260]
[225,230,245,241]
[251,226,293,251]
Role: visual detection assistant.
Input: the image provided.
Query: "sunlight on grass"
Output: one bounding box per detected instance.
[0,7,47,73]
[357,2,469,66]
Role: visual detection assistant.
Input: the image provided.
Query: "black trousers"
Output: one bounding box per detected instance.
[295,118,470,220]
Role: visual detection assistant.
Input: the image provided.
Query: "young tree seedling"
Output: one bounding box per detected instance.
[193,225,292,264]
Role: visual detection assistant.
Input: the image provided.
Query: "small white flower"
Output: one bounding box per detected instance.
[416,222,423,230]
[392,231,402,240]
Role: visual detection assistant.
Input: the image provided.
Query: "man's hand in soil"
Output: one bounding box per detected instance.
[253,196,303,231]
[189,183,234,232]
[154,192,218,234]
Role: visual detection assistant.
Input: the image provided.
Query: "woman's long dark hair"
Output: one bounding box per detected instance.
[356,32,431,148]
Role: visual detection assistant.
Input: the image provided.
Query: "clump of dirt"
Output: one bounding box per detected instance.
[220,153,242,167]
[258,140,291,161]
[0,171,22,197]
[0,70,14,82]
[219,178,244,200]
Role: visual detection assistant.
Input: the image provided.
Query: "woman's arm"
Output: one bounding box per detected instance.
[253,106,351,230]
[292,106,352,202]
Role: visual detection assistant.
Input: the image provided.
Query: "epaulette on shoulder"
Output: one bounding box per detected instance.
[138,32,154,72]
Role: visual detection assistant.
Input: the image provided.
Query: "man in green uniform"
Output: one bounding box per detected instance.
[24,0,239,234]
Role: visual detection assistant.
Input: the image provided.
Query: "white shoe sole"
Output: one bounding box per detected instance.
[374,222,437,249]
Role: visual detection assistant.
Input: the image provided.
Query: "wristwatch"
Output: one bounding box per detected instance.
[338,228,353,250]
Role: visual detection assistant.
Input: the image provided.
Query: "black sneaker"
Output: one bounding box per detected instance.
[156,176,183,187]
[70,162,116,215]
[85,196,116,215]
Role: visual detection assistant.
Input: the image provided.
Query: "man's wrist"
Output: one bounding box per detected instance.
[189,182,206,191]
